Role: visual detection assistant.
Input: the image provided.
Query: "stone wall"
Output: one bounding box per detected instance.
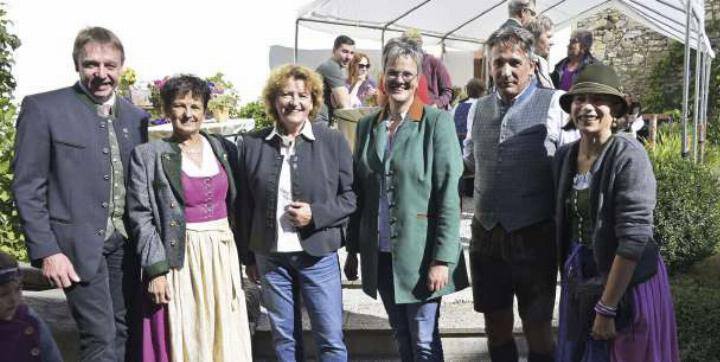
[575,9,676,98]
[573,0,719,99]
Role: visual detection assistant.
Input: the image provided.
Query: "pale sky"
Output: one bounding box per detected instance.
[4,0,346,104]
[5,0,570,105]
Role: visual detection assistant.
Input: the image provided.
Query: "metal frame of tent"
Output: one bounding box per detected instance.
[294,0,715,161]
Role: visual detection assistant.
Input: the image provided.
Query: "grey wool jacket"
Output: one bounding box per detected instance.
[554,133,659,283]
[127,132,247,279]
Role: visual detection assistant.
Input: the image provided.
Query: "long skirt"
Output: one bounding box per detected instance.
[141,218,252,362]
[557,242,679,362]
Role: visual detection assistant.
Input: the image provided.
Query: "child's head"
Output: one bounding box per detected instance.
[0,252,22,320]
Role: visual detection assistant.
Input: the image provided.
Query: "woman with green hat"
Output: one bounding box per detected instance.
[553,63,679,361]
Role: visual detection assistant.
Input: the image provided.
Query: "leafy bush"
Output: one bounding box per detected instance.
[235,100,273,131]
[0,4,24,261]
[670,273,720,361]
[649,125,720,273]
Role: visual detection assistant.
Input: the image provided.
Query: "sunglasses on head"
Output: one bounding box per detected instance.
[357,64,371,69]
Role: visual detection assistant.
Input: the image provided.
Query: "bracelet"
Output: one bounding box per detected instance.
[594,300,618,318]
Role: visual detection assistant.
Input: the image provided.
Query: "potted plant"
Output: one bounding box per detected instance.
[206,72,240,121]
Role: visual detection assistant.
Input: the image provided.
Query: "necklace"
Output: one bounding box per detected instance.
[179,141,203,155]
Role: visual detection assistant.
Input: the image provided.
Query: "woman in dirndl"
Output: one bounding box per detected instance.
[127,74,252,362]
[554,63,679,362]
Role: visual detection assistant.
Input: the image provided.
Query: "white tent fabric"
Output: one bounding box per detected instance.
[297,0,714,57]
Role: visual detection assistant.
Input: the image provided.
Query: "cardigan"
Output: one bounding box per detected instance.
[554,133,659,283]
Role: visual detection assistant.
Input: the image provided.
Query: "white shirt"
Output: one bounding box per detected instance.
[181,136,219,177]
[265,122,316,253]
[463,85,573,162]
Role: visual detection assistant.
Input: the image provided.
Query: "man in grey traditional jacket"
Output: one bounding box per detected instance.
[12,27,148,361]
[463,27,566,362]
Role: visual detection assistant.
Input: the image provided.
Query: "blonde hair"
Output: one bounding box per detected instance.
[348,52,371,86]
[262,64,324,123]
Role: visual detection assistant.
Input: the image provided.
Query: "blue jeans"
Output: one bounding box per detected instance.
[377,252,444,362]
[256,251,347,362]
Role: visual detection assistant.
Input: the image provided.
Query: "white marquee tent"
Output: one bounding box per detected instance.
[296,0,715,160]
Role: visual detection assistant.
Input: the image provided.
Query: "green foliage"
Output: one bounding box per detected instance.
[642,20,720,145]
[649,125,720,273]
[235,100,273,131]
[0,106,24,261]
[671,273,720,361]
[641,41,685,115]
[0,3,23,260]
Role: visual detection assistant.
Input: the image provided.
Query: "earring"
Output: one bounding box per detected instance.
[612,118,618,128]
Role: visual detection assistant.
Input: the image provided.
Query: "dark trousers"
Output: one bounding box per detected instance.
[64,232,139,362]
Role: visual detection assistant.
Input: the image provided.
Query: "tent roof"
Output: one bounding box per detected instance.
[297,0,714,57]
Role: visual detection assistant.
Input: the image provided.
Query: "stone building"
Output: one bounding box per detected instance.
[572,0,719,100]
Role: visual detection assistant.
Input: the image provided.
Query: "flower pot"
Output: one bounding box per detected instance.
[213,108,229,122]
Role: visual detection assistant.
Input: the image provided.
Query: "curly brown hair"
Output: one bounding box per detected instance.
[348,52,371,86]
[262,64,324,124]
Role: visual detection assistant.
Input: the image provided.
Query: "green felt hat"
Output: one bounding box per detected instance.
[559,63,628,117]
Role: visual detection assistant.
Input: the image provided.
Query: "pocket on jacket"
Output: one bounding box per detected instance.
[49,216,71,225]
[54,138,86,149]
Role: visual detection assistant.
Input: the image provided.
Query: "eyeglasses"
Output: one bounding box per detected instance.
[357,64,371,69]
[385,71,417,82]
[523,7,537,16]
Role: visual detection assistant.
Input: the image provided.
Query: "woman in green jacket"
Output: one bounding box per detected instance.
[345,36,469,361]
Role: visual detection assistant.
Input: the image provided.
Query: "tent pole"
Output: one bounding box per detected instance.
[380,0,431,50]
[294,18,300,64]
[440,0,506,44]
[680,0,692,158]
[692,18,702,163]
[692,45,702,163]
[701,57,711,163]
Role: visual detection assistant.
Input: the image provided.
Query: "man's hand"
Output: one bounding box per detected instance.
[426,260,449,292]
[287,202,312,227]
[245,264,260,284]
[42,253,80,288]
[148,275,172,304]
[344,253,359,281]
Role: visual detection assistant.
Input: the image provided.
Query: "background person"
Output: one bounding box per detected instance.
[501,0,537,29]
[127,75,252,362]
[551,30,599,91]
[400,30,453,110]
[346,52,378,107]
[346,36,468,362]
[554,63,679,361]
[238,64,355,362]
[316,35,355,125]
[525,14,555,89]
[453,78,485,148]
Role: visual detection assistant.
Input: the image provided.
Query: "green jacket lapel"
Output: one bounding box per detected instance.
[161,141,184,205]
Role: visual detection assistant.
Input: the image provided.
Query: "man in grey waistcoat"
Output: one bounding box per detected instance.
[463,27,566,362]
[12,27,148,361]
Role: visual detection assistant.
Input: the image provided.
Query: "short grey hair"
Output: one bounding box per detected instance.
[508,0,534,17]
[486,26,535,59]
[382,37,423,76]
[525,14,553,40]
